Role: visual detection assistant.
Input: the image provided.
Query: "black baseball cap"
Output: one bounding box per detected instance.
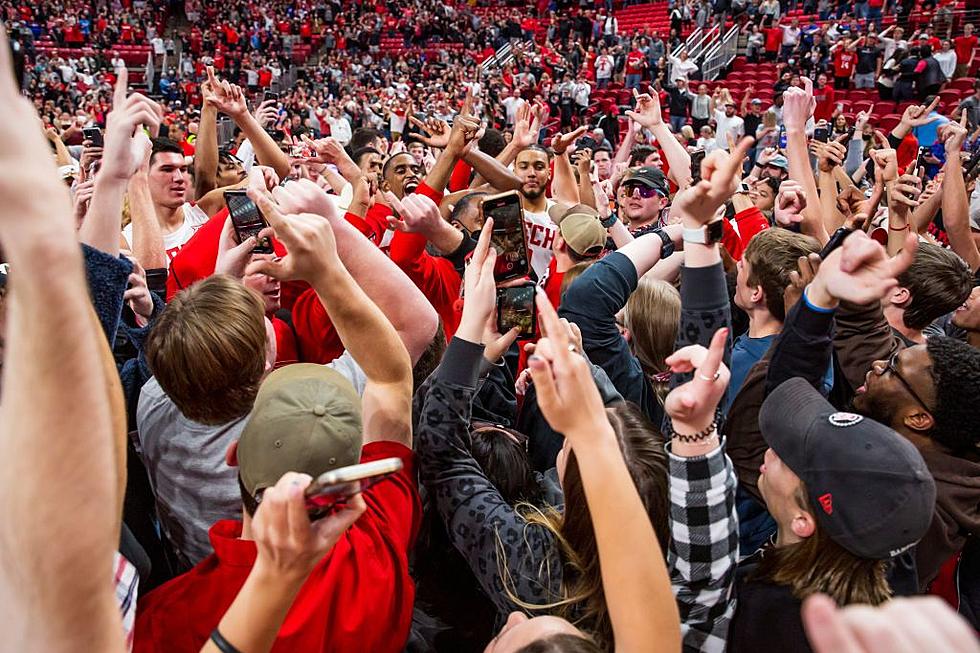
[623,166,669,197]
[760,378,936,560]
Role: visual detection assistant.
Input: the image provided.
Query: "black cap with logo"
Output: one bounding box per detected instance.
[623,166,669,197]
[760,378,936,560]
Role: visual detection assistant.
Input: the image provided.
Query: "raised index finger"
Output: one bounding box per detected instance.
[113,67,129,108]
[800,74,814,97]
[922,95,940,116]
[695,327,728,385]
[726,136,755,178]
[0,26,18,96]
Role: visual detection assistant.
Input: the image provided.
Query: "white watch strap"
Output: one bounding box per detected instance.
[682,226,707,244]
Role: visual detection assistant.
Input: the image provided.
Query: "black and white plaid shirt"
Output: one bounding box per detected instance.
[667,440,739,653]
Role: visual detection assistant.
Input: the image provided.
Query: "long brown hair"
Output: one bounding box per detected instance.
[622,277,680,403]
[752,484,891,606]
[505,403,669,650]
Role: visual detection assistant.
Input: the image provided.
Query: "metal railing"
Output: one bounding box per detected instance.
[701,25,740,81]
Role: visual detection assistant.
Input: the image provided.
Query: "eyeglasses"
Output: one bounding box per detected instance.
[623,182,663,199]
[885,352,932,413]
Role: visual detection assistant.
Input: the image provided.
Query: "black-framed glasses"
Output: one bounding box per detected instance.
[885,352,932,413]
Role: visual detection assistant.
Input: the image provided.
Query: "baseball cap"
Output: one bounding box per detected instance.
[751,98,762,105]
[623,166,669,197]
[547,203,606,257]
[237,363,363,497]
[767,154,789,170]
[760,378,936,560]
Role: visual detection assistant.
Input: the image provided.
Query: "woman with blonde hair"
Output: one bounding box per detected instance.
[618,276,681,403]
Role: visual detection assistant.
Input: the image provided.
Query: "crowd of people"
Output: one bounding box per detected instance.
[2,0,980,652]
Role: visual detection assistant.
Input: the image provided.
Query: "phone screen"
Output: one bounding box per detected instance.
[83,128,103,147]
[224,191,273,253]
[690,149,706,183]
[483,192,530,282]
[497,285,536,338]
[778,127,787,149]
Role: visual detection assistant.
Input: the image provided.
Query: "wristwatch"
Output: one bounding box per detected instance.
[651,228,676,259]
[683,219,724,245]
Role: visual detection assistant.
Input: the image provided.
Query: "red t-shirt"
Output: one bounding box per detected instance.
[834,50,856,77]
[625,50,646,75]
[765,27,783,52]
[134,441,421,653]
[955,35,978,64]
[813,84,836,122]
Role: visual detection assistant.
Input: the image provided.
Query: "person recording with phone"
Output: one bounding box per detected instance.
[134,181,426,653]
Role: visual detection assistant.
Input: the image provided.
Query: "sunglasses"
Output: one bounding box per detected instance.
[885,352,932,413]
[623,182,663,199]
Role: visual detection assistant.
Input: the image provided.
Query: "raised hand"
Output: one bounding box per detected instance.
[663,326,730,435]
[408,115,451,149]
[511,101,541,149]
[673,136,755,224]
[782,76,815,132]
[941,110,969,155]
[774,179,807,226]
[456,217,498,340]
[854,106,874,132]
[890,169,922,209]
[269,176,336,221]
[302,135,355,168]
[871,147,899,182]
[814,134,848,172]
[900,96,941,128]
[383,190,443,234]
[526,289,613,441]
[783,252,822,315]
[809,230,918,307]
[251,471,366,581]
[551,125,588,155]
[203,67,249,118]
[244,185,340,283]
[214,213,257,278]
[122,256,154,323]
[626,87,664,129]
[72,179,95,226]
[253,99,280,129]
[803,594,980,653]
[100,68,162,182]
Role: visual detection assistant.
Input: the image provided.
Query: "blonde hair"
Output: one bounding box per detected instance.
[623,277,680,402]
[500,404,670,650]
[753,484,891,606]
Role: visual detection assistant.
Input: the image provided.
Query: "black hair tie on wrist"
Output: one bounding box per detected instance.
[210,629,243,653]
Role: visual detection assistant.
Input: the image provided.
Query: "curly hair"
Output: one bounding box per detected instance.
[925,336,980,452]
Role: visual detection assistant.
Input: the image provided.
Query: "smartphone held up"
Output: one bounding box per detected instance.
[481,190,531,283]
[224,190,274,254]
[304,457,404,520]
